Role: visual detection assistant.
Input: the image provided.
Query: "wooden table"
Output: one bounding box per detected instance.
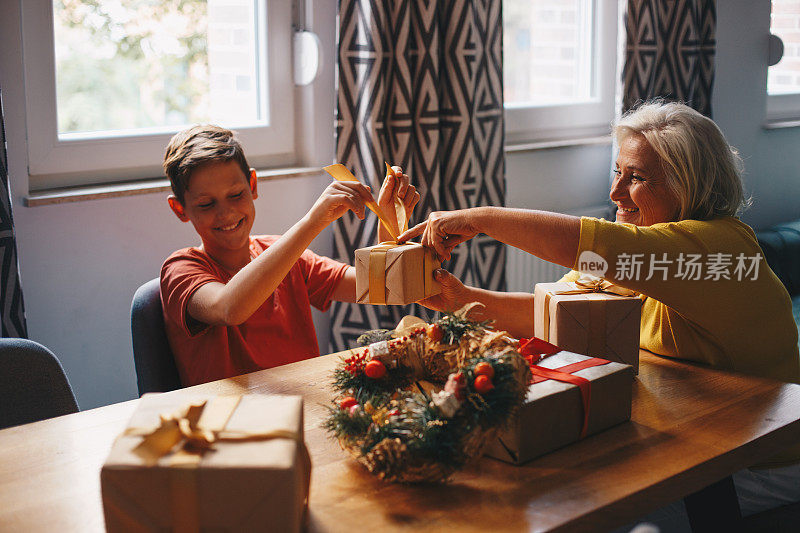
[1,350,799,532]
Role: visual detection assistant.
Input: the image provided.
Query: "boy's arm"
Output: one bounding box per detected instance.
[187,181,372,326]
[329,266,357,303]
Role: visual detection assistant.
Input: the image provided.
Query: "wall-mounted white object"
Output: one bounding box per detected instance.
[768,33,784,67]
[294,30,321,86]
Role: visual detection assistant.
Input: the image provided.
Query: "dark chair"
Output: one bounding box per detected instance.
[0,338,79,429]
[756,218,800,297]
[131,278,182,395]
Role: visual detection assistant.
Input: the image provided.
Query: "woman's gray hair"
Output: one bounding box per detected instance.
[613,101,749,220]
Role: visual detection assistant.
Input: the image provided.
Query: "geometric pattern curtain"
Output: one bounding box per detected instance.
[622,0,716,117]
[330,0,506,351]
[0,87,28,338]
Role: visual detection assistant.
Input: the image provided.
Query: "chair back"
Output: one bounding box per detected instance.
[0,338,79,429]
[131,278,182,394]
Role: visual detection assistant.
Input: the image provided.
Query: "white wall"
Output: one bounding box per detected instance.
[1,0,796,410]
[715,0,800,228]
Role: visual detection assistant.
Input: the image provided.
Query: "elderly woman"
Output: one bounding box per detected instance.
[399,101,800,519]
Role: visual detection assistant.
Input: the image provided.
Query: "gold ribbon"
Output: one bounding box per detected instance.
[366,242,435,304]
[323,163,407,239]
[126,396,311,532]
[542,275,637,354]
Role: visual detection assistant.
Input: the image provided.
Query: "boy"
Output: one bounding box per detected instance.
[161,125,418,386]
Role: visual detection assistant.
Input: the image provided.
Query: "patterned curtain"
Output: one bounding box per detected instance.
[0,87,28,337]
[622,0,716,116]
[330,0,506,350]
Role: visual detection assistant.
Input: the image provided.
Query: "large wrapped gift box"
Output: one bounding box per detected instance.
[485,350,634,465]
[101,393,308,532]
[534,280,642,372]
[355,242,441,305]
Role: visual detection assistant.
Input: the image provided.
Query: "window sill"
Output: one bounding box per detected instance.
[763,118,800,130]
[23,166,322,207]
[505,134,612,154]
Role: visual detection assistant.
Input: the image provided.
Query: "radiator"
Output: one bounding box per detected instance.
[505,204,612,292]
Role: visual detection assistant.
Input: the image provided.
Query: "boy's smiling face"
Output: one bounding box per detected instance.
[169,160,258,261]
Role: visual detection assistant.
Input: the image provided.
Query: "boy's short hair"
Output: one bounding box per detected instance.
[163,124,251,204]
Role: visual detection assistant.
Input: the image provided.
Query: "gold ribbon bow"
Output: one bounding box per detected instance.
[571,274,638,297]
[542,275,638,354]
[126,396,311,533]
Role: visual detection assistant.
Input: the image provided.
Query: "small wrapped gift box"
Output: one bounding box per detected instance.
[355,242,441,305]
[485,349,634,465]
[534,279,642,372]
[101,393,309,533]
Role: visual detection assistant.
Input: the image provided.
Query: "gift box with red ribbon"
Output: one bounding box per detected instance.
[534,277,642,373]
[101,393,309,532]
[485,338,634,465]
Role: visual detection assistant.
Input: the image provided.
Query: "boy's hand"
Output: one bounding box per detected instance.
[307,181,374,228]
[377,165,420,242]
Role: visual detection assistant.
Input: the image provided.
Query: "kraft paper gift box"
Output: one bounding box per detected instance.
[355,242,441,305]
[485,350,634,465]
[101,393,309,533]
[533,280,643,373]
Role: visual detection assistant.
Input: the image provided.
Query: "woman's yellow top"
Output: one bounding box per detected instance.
[561,216,800,466]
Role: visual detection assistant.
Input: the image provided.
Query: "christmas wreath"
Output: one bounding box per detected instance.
[323,304,531,483]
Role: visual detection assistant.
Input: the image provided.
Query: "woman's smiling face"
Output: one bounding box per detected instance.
[610,133,681,226]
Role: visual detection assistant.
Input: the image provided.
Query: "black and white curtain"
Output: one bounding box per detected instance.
[622,0,716,117]
[0,87,28,338]
[330,0,506,350]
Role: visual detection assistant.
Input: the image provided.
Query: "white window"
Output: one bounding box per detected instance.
[22,0,295,191]
[767,0,800,121]
[503,0,617,144]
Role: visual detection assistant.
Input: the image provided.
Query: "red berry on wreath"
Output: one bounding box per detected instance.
[474,362,495,379]
[474,375,494,394]
[427,323,443,342]
[338,396,358,409]
[364,359,387,379]
[348,404,360,415]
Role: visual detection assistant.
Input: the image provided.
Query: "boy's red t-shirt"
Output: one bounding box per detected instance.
[160,235,349,386]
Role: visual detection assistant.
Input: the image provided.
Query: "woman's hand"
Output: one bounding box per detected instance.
[398,208,482,261]
[417,269,472,313]
[376,165,419,242]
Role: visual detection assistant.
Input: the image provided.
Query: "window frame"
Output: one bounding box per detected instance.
[766,2,800,123]
[766,93,800,123]
[21,0,296,191]
[503,0,618,145]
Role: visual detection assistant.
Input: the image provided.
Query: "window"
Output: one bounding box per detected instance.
[22,0,295,191]
[767,0,800,121]
[503,0,617,144]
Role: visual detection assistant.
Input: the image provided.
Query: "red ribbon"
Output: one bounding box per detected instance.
[517,338,610,438]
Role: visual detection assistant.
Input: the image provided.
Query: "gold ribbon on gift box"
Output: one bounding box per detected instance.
[542,275,638,356]
[365,242,437,304]
[125,396,311,533]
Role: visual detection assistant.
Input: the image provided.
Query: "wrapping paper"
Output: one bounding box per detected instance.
[534,281,642,372]
[355,242,441,305]
[101,393,308,533]
[485,350,634,465]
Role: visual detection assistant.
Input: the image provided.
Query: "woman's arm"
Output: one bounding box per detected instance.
[418,269,534,339]
[399,206,581,269]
